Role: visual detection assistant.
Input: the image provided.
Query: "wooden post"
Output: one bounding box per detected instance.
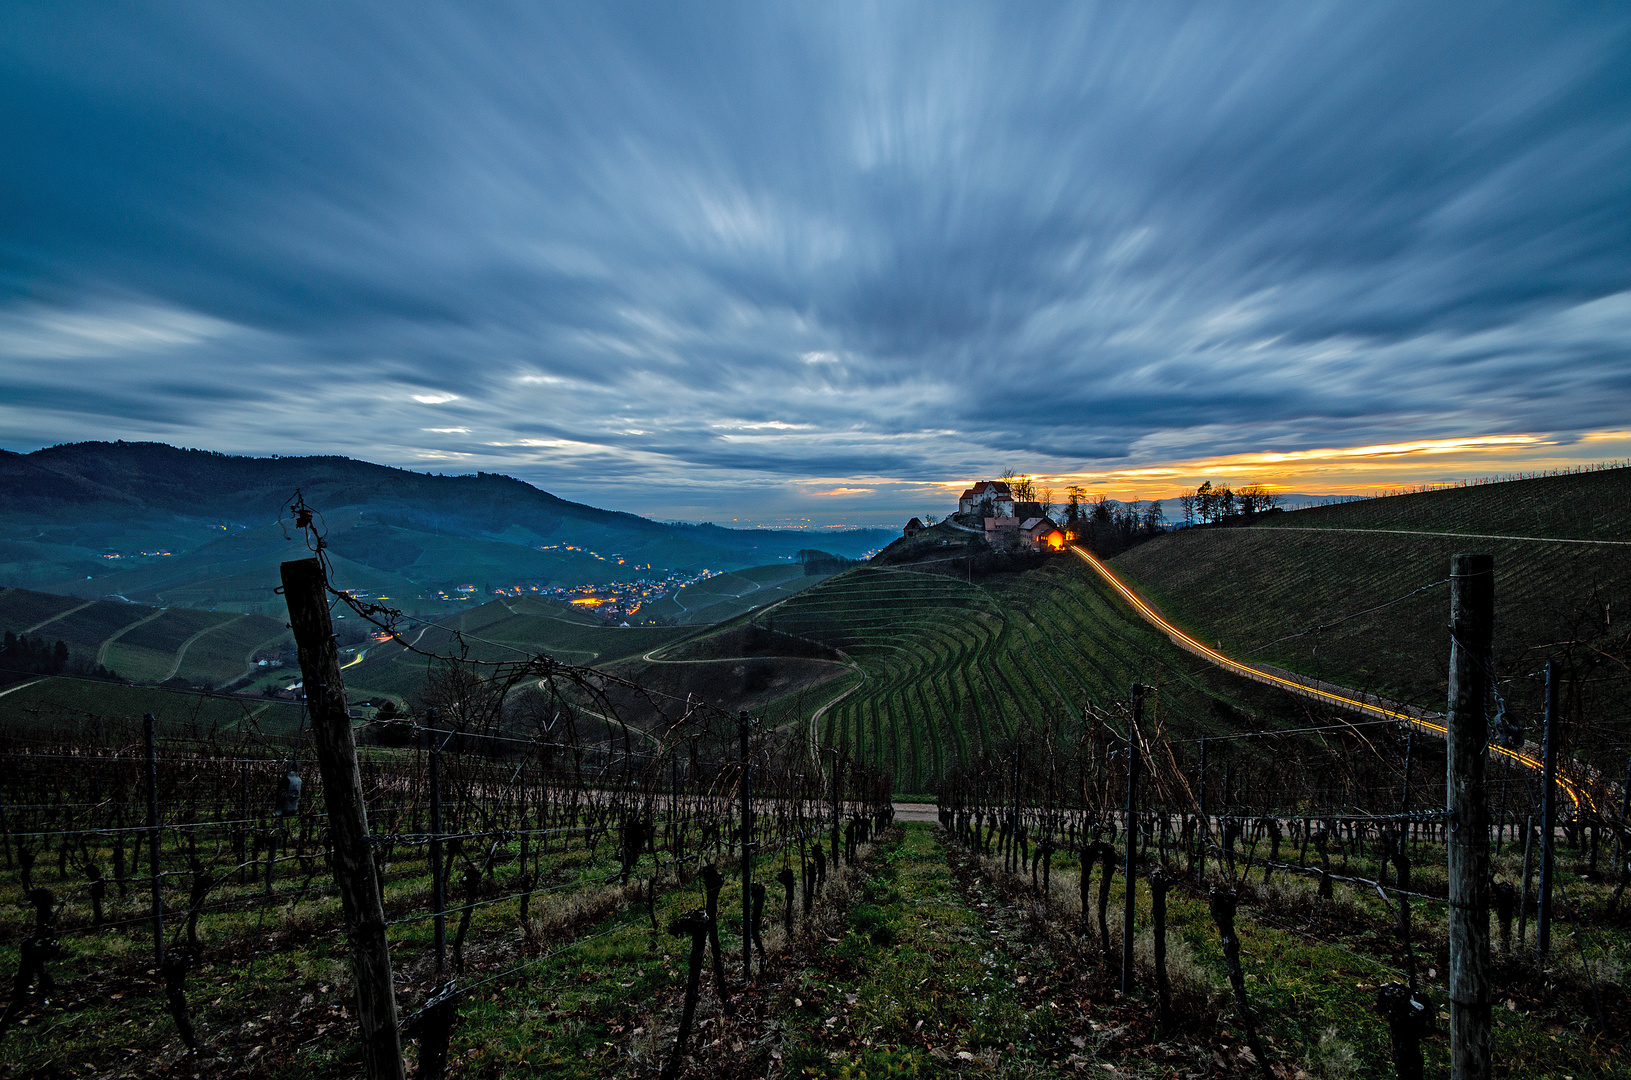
[144,713,164,969]
[1402,728,1415,853]
[429,716,446,975]
[739,711,753,982]
[1011,747,1022,876]
[281,557,405,1080]
[1446,553,1493,1080]
[1517,816,1534,948]
[1536,660,1560,958]
[1122,684,1142,995]
[1197,738,1207,884]
[831,752,841,870]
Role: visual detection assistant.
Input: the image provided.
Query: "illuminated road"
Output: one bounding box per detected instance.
[1067,544,1589,811]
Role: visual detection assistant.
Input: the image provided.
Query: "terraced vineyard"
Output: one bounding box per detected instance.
[0,585,291,688]
[760,562,1255,792]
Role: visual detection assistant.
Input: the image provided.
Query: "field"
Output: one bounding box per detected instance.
[1261,465,1631,540]
[1113,467,1631,770]
[756,562,1335,794]
[2,471,1629,1080]
[0,586,293,689]
[339,596,693,705]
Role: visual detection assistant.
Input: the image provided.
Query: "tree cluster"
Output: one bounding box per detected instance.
[0,632,69,678]
[1072,496,1165,557]
[1177,481,1280,525]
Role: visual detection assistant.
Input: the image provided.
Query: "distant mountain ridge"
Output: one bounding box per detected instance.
[0,442,894,612]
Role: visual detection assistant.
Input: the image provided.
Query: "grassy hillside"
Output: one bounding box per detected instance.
[0,442,894,611]
[1114,468,1631,768]
[1255,463,1630,540]
[754,561,1329,792]
[341,598,691,704]
[0,585,291,688]
[0,677,306,738]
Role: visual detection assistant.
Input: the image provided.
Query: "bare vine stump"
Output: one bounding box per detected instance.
[402,982,461,1080]
[452,866,480,974]
[750,882,768,976]
[1492,881,1517,954]
[0,934,63,1041]
[88,865,106,930]
[701,864,733,1010]
[1207,887,1271,1079]
[185,857,213,951]
[161,948,199,1052]
[660,910,711,1080]
[777,867,796,936]
[1079,845,1094,938]
[1095,842,1115,964]
[1375,982,1432,1080]
[1151,865,1173,1023]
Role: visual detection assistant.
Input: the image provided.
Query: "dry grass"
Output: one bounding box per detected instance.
[525,881,630,942]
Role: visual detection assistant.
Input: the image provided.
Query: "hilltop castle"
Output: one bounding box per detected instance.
[954,480,1063,552]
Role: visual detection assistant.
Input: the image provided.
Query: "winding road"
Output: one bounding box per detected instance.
[1067,544,1591,810]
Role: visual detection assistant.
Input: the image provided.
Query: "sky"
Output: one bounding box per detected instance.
[3,3,1629,527]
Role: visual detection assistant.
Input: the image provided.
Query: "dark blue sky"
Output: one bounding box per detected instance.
[3,3,1629,524]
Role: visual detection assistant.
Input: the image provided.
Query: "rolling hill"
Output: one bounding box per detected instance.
[1111,465,1631,769]
[0,442,894,613]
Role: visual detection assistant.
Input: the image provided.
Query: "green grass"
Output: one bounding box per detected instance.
[0,677,305,733]
[1111,522,1631,767]
[760,560,1315,793]
[0,585,87,631]
[1262,464,1631,541]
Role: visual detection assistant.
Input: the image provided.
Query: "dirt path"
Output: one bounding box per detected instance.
[95,607,169,667]
[22,599,96,634]
[158,613,245,682]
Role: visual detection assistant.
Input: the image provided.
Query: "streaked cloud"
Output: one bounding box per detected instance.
[0,2,1627,525]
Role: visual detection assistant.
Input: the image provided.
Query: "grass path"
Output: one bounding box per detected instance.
[158,612,245,682]
[93,606,168,667]
[777,824,1076,1077]
[21,598,95,634]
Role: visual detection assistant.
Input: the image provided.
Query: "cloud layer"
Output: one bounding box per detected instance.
[3,2,1629,523]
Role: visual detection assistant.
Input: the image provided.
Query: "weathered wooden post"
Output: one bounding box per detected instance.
[1446,553,1493,1080]
[281,557,405,1080]
[1196,738,1208,883]
[1122,684,1142,995]
[1517,815,1534,947]
[144,713,164,969]
[428,709,446,975]
[739,711,753,981]
[1536,660,1560,959]
[831,752,842,870]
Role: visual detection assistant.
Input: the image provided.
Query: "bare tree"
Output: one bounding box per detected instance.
[1236,483,1280,515]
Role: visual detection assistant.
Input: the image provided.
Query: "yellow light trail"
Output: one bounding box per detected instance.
[1067,545,1587,811]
